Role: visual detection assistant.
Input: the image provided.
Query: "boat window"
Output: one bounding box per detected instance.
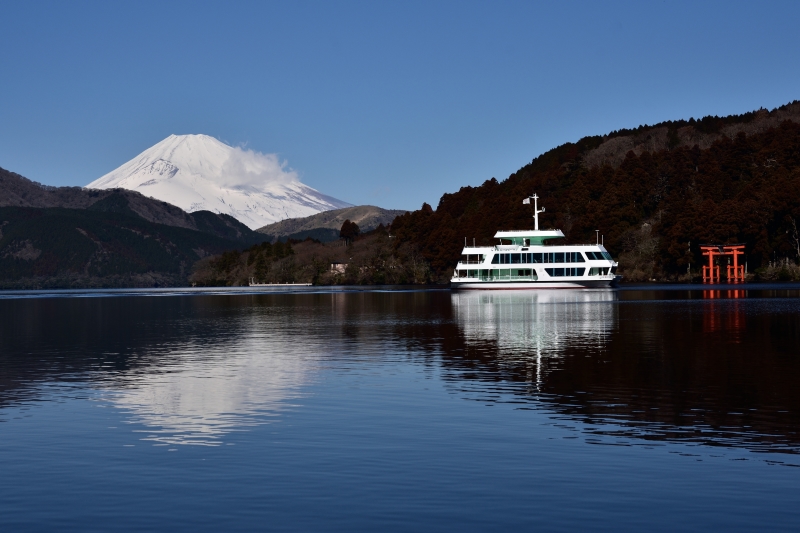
[511,254,521,264]
[545,268,586,277]
[602,251,613,261]
[487,268,540,280]
[531,253,542,263]
[572,252,586,263]
[554,252,565,263]
[491,255,499,264]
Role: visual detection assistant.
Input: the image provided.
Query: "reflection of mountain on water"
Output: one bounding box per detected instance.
[107,316,315,446]
[446,290,800,456]
[0,296,320,446]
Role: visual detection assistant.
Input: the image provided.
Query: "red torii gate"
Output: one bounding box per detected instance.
[700,244,745,282]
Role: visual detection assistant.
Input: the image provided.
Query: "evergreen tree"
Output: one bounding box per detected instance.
[340,219,360,244]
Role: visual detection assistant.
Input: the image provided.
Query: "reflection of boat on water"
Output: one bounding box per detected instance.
[451,290,618,387]
[451,194,621,289]
[452,289,618,347]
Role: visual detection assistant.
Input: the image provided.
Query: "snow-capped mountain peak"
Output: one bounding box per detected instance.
[87,134,351,229]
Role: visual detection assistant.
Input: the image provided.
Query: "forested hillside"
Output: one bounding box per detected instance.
[0,168,266,288]
[391,102,800,281]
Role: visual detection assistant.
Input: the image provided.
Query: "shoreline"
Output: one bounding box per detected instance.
[1,282,800,300]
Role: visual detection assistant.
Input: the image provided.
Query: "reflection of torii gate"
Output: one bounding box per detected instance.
[700,244,745,282]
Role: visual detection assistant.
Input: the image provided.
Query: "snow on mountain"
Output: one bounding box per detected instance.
[86,134,352,229]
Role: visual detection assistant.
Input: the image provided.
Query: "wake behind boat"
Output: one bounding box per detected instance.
[450,194,621,289]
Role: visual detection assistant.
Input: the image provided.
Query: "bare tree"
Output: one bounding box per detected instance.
[790,217,800,261]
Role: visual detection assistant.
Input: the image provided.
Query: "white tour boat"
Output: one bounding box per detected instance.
[450,194,621,289]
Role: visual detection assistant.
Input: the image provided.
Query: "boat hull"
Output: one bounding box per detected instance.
[450,277,618,290]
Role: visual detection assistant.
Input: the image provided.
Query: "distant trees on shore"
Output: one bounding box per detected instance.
[391,103,800,282]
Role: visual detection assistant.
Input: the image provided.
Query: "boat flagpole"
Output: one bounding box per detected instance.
[531,194,544,231]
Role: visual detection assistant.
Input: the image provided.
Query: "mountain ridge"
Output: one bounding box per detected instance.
[256,205,409,242]
[87,134,352,229]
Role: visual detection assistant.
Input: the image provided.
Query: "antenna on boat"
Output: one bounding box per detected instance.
[523,193,545,231]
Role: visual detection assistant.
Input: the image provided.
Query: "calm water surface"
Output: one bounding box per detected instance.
[1,285,799,531]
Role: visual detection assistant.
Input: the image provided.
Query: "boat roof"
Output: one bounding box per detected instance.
[494,230,564,239]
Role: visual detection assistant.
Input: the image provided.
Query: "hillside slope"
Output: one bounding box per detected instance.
[0,206,258,288]
[257,205,408,242]
[391,101,800,281]
[0,166,258,243]
[0,167,270,288]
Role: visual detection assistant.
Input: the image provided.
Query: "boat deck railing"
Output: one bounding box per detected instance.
[452,274,539,282]
[494,243,606,248]
[463,244,608,251]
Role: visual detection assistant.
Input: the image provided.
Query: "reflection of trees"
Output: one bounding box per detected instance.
[3,290,800,454]
[444,291,800,455]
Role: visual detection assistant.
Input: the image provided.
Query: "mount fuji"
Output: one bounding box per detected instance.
[86,134,352,229]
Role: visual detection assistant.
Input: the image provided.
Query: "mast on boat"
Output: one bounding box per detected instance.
[523,193,545,231]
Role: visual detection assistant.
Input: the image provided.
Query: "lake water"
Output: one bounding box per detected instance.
[1,285,799,531]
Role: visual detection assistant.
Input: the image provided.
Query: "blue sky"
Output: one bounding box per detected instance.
[1,0,798,211]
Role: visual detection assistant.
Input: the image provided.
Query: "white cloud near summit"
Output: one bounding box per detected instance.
[220,147,300,189]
